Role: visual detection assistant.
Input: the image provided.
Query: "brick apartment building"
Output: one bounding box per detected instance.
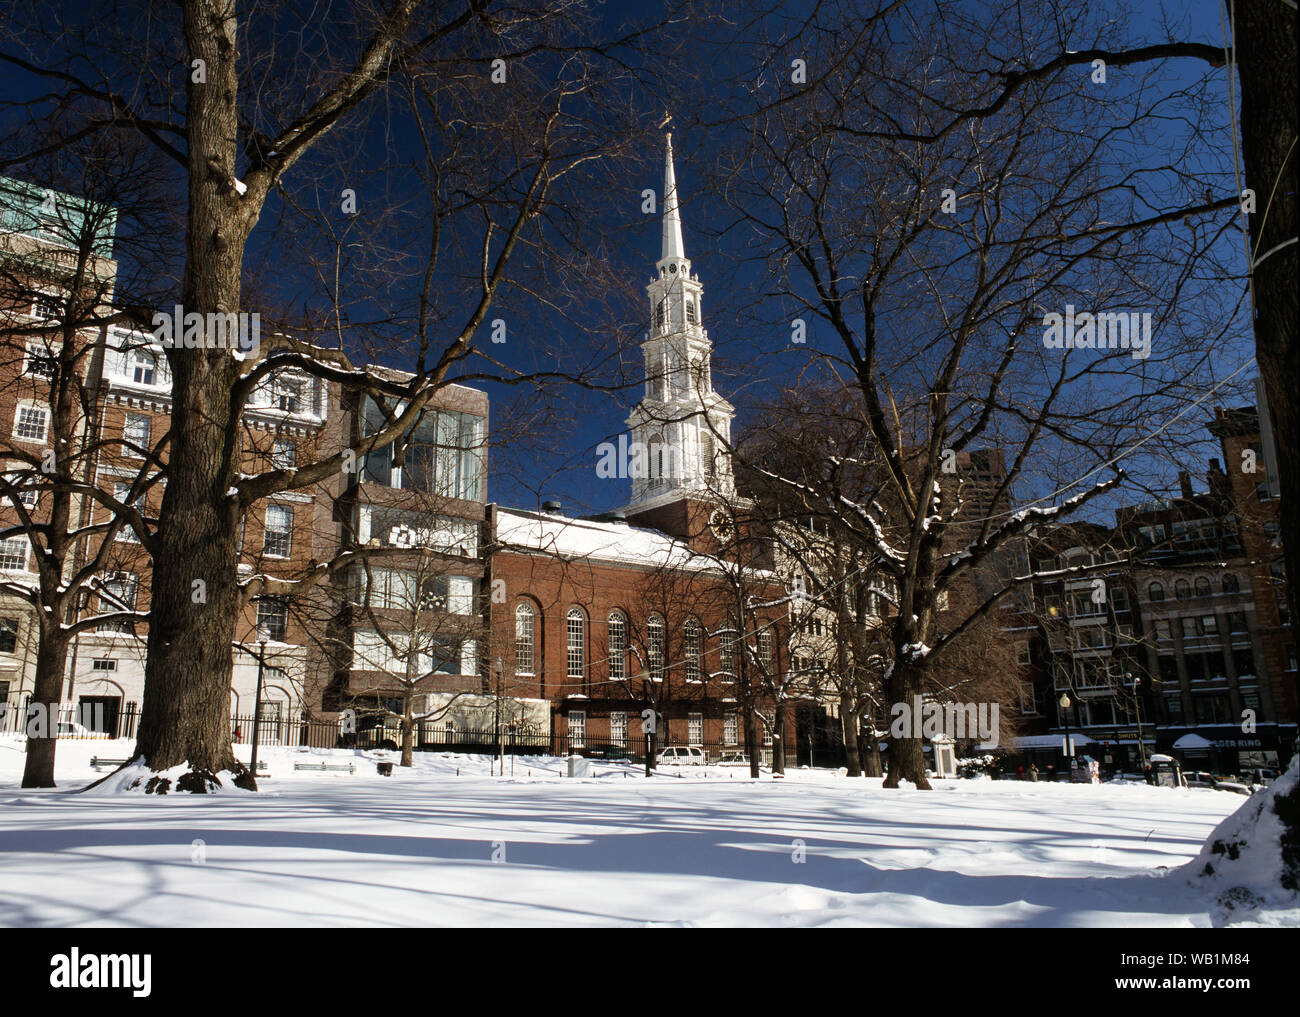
[1009,396,1297,775]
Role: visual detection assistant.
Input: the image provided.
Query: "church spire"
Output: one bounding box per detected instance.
[624,128,736,516]
[661,132,685,264]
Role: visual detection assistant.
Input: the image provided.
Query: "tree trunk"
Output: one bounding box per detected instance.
[882,659,932,790]
[841,693,861,776]
[860,713,883,777]
[743,703,760,778]
[133,0,250,782]
[20,627,71,788]
[771,703,786,775]
[1234,0,1299,882]
[400,712,415,767]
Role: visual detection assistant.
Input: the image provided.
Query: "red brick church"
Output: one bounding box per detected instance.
[480,134,798,761]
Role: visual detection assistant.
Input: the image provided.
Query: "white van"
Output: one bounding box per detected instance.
[657,745,706,766]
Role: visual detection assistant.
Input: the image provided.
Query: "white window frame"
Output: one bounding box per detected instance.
[648,613,665,681]
[569,710,586,748]
[515,602,536,675]
[566,607,586,680]
[723,711,738,746]
[684,619,702,682]
[24,339,61,378]
[113,483,142,542]
[687,712,703,745]
[263,503,293,558]
[0,538,29,572]
[128,348,157,386]
[12,402,49,443]
[607,611,626,680]
[122,412,150,458]
[609,711,627,748]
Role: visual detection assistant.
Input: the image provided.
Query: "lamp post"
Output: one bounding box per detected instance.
[1129,672,1148,770]
[249,632,268,780]
[508,720,519,777]
[1058,691,1072,779]
[494,656,503,777]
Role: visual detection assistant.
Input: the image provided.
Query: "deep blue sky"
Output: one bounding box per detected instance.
[0,1,1255,525]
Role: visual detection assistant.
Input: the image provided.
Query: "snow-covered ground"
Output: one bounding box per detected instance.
[0,736,1293,927]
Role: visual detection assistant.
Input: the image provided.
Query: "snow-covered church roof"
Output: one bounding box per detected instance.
[494,508,705,570]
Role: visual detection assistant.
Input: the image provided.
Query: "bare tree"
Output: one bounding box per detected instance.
[0,135,172,786]
[702,0,1242,789]
[0,1,699,784]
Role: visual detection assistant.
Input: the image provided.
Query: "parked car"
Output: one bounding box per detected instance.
[716,750,750,766]
[1185,770,1253,795]
[656,745,706,766]
[1246,768,1279,786]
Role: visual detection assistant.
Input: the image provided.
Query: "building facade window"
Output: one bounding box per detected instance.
[256,597,289,642]
[123,412,150,457]
[566,608,586,681]
[607,611,626,680]
[569,710,586,748]
[97,572,138,631]
[610,711,627,748]
[0,538,29,571]
[684,619,702,682]
[515,602,536,675]
[128,349,156,385]
[647,614,665,681]
[13,404,48,442]
[687,713,703,744]
[1148,581,1164,602]
[0,618,18,654]
[272,437,296,469]
[723,711,738,745]
[263,504,293,558]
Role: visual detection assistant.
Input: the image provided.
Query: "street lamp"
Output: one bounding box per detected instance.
[494,656,503,777]
[1058,691,1072,778]
[1128,672,1148,769]
[249,629,269,781]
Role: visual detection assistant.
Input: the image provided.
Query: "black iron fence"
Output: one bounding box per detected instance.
[0,698,774,764]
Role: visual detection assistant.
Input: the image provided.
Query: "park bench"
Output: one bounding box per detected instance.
[89,756,131,770]
[293,761,355,774]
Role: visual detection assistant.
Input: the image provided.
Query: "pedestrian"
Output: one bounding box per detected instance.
[234,724,242,742]
[1029,763,1039,782]
[1017,764,1025,780]
[1144,763,1155,785]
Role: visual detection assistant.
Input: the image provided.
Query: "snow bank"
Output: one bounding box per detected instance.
[1184,753,1300,926]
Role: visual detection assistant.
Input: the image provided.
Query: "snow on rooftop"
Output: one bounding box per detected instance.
[495,508,707,569]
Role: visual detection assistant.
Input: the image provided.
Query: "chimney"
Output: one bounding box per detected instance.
[1178,471,1194,499]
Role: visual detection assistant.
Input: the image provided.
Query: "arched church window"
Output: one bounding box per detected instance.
[608,611,627,680]
[655,298,668,332]
[648,614,666,681]
[566,607,586,681]
[686,300,697,325]
[515,602,536,675]
[701,431,715,478]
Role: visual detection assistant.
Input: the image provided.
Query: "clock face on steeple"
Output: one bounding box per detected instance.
[709,508,734,541]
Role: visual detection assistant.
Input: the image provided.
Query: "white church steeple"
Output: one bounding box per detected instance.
[626,131,735,514]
